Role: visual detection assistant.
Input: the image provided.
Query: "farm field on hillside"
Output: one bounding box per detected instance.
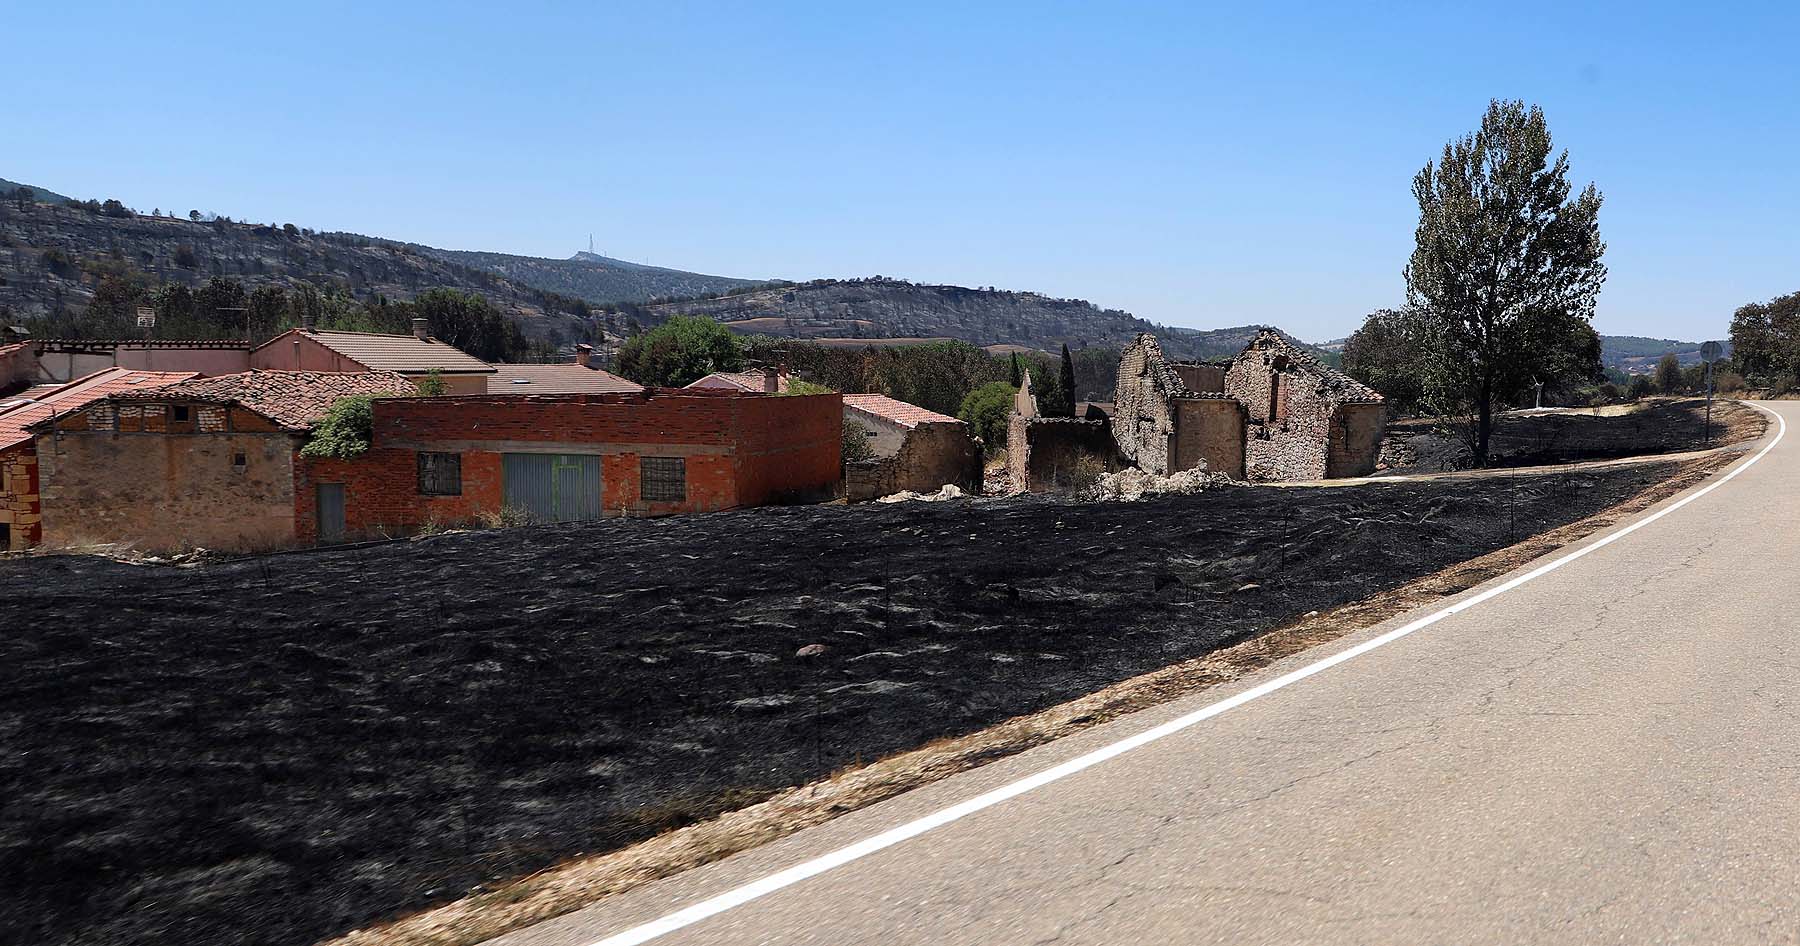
[0,458,1718,946]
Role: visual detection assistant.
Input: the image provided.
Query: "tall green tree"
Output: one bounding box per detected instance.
[1654,353,1683,394]
[1342,308,1430,415]
[615,315,745,387]
[1405,99,1607,465]
[195,277,249,336]
[1055,343,1078,416]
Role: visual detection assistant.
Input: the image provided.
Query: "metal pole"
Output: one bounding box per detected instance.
[1705,360,1714,445]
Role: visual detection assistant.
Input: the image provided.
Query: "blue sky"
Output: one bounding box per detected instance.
[10,2,1798,341]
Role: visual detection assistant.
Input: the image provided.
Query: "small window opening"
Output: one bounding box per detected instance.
[640,456,687,502]
[417,451,463,496]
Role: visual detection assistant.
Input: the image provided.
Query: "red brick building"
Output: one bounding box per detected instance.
[295,388,842,543]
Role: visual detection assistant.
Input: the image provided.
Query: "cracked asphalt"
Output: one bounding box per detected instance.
[488,402,1799,946]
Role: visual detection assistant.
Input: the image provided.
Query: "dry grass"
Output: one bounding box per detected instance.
[325,446,1751,946]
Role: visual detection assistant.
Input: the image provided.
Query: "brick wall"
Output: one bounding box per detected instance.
[295,390,842,540]
[0,445,40,550]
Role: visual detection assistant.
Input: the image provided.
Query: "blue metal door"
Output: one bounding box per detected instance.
[502,454,602,522]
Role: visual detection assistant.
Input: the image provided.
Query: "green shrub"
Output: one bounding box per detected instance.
[842,418,875,463]
[299,396,376,459]
[616,315,744,387]
[957,381,1016,451]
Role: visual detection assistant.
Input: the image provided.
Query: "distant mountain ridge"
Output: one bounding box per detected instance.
[420,247,764,305]
[0,177,71,204]
[1599,335,1730,371]
[640,277,1275,360]
[0,172,1325,357]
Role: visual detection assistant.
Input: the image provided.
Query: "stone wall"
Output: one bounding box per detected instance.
[37,428,301,553]
[845,421,982,501]
[1172,398,1247,478]
[1327,402,1386,478]
[1172,362,1226,393]
[1112,334,1186,474]
[0,445,39,550]
[1007,415,1121,493]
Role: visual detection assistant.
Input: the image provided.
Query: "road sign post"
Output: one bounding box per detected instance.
[1700,340,1723,444]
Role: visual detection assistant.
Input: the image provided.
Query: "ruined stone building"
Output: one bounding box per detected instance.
[841,395,982,501]
[1224,329,1385,480]
[1002,329,1385,492]
[1111,334,1247,478]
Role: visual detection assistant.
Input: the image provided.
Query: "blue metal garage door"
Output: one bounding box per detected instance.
[502,453,603,523]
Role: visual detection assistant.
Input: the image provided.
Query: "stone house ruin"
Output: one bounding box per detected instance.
[1112,334,1246,479]
[1224,329,1385,480]
[1006,329,1385,492]
[841,394,982,501]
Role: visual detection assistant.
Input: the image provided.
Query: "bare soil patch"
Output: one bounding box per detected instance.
[1380,397,1759,474]
[0,453,1745,946]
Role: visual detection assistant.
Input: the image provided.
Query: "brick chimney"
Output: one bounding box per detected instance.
[411,318,429,341]
[575,343,593,368]
[300,309,316,331]
[763,366,780,394]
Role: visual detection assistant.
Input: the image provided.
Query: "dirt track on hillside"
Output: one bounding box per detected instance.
[0,458,1711,946]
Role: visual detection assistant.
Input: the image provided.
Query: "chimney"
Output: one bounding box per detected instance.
[575,343,593,368]
[411,318,429,341]
[763,366,780,394]
[300,309,316,331]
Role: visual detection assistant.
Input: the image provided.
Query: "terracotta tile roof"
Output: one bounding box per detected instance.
[256,329,494,374]
[843,394,964,429]
[1,368,197,449]
[685,370,788,393]
[487,364,643,394]
[106,369,417,431]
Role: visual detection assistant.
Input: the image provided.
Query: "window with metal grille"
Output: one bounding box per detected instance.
[640,456,686,502]
[417,451,463,496]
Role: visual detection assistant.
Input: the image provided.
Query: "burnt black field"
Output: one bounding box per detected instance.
[0,461,1688,946]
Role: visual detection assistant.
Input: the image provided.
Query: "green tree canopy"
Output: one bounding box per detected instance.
[616,315,745,387]
[1654,353,1683,394]
[299,396,377,459]
[1342,308,1430,415]
[958,381,1016,453]
[1405,99,1607,465]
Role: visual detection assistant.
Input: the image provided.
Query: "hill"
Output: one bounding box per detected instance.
[420,247,765,305]
[0,187,602,341]
[0,174,1296,360]
[0,177,72,205]
[642,277,1265,360]
[1600,335,1731,373]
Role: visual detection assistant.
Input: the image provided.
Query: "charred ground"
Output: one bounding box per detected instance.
[0,460,1702,945]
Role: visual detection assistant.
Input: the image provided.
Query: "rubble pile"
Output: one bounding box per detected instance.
[1085,466,1236,501]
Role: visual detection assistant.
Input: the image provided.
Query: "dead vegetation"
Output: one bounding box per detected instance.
[1380,397,1761,474]
[0,446,1751,946]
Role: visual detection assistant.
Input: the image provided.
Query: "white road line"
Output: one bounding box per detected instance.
[586,403,1786,946]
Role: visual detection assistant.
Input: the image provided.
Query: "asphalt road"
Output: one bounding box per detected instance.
[492,402,1796,946]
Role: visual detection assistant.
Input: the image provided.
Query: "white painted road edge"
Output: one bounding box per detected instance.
[585,404,1787,946]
